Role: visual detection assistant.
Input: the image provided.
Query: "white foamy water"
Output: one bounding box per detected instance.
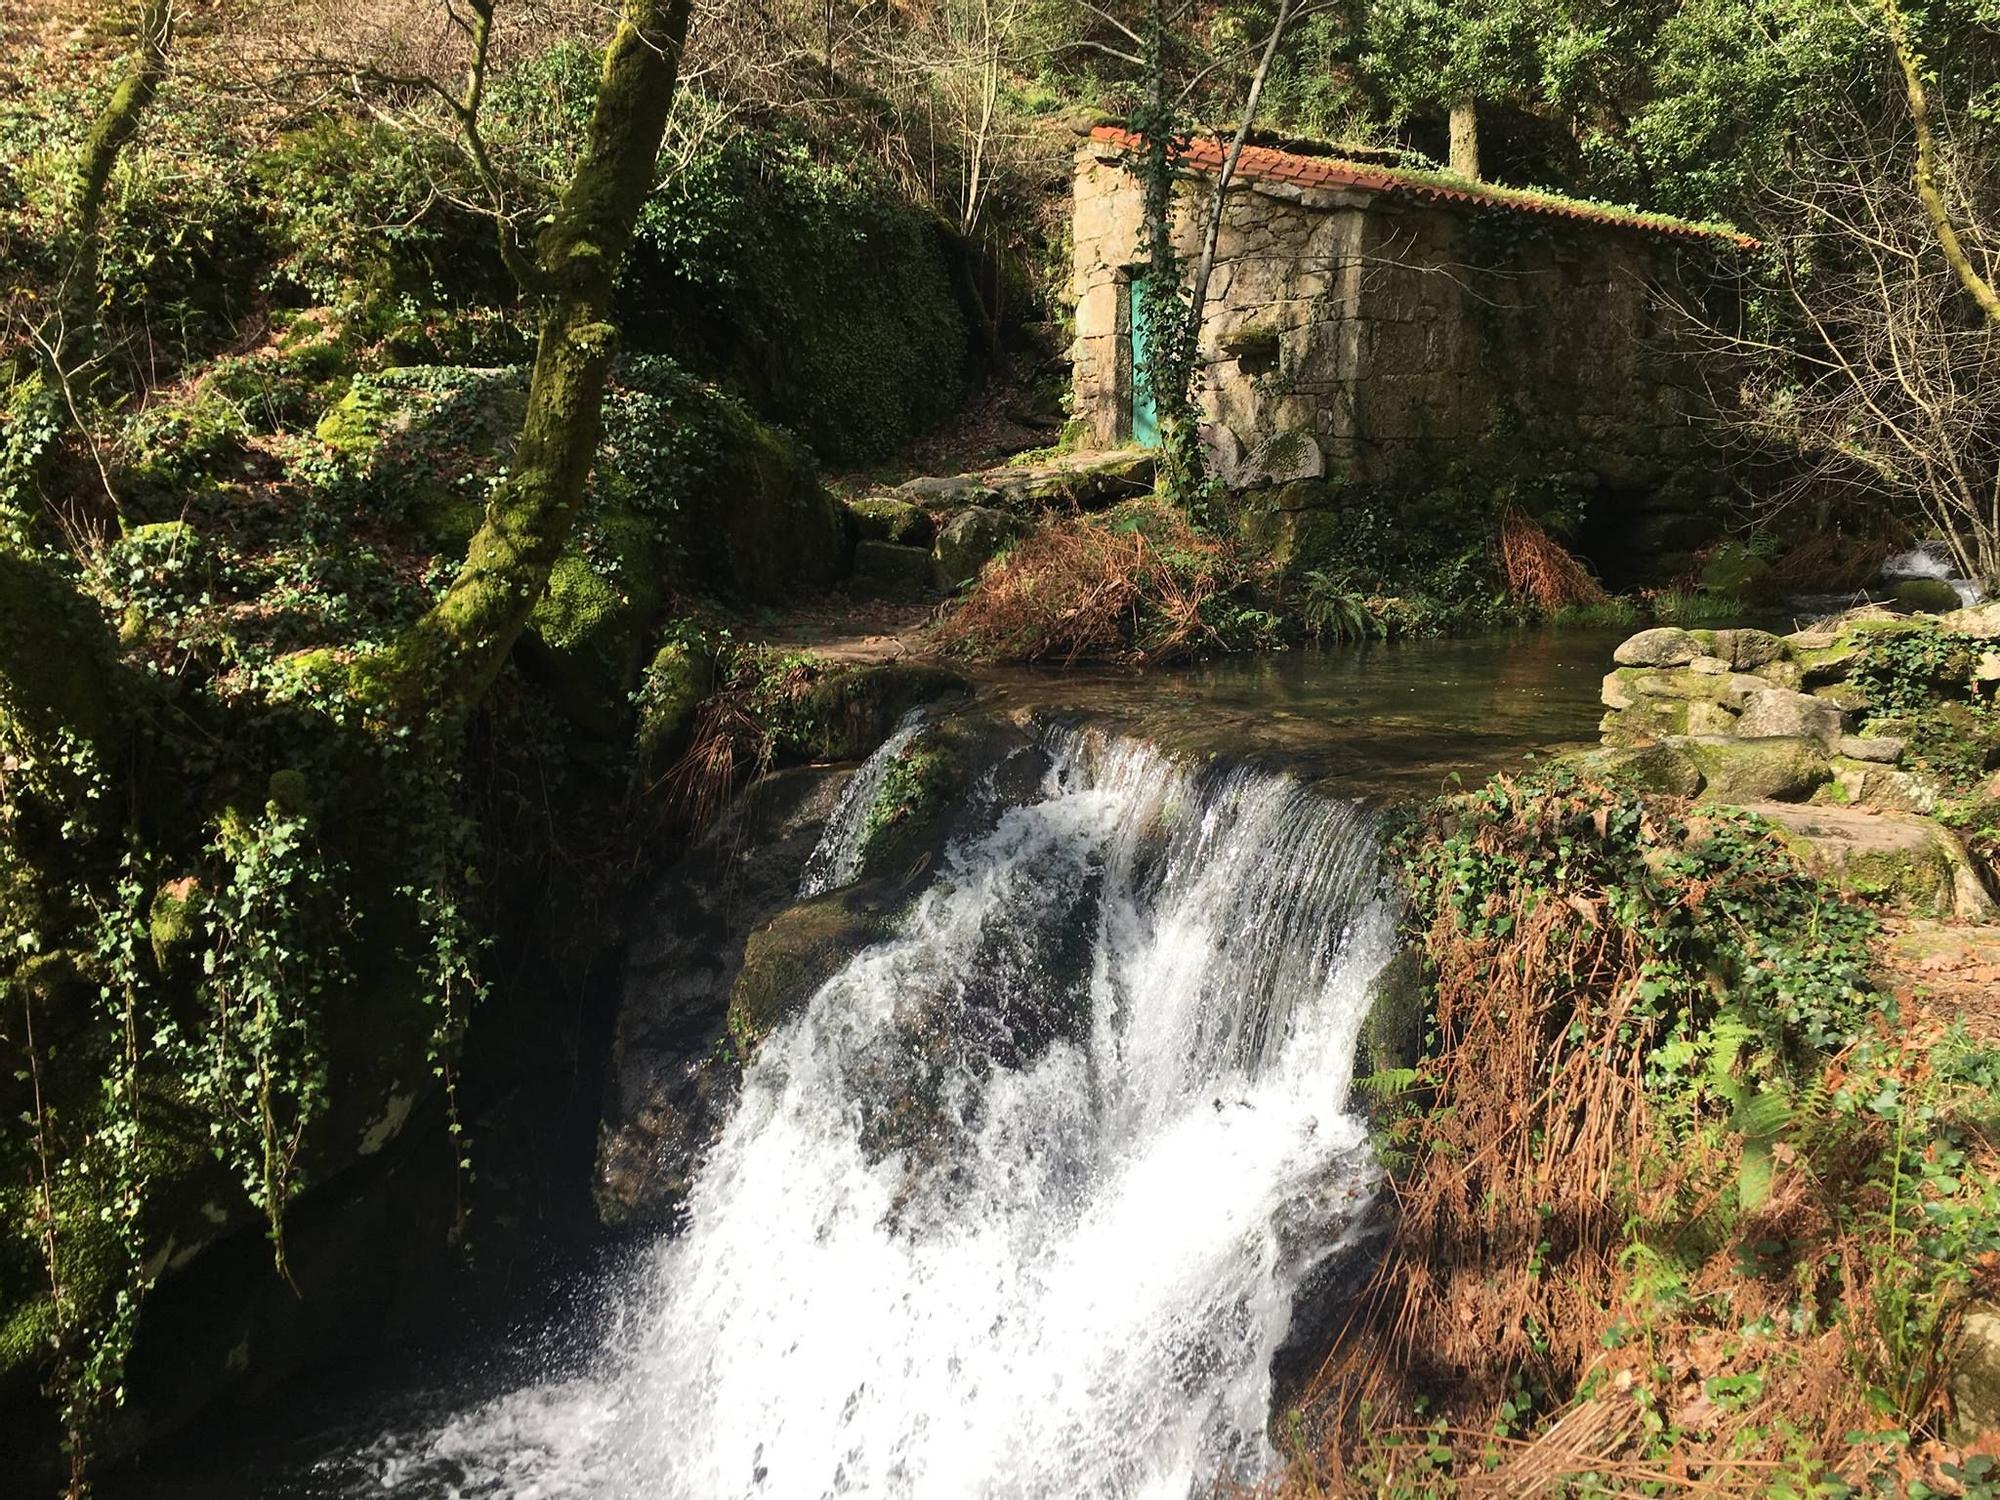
[1882,541,1985,606]
[346,729,1393,1499]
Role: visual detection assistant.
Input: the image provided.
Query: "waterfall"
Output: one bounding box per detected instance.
[351,728,1395,1499]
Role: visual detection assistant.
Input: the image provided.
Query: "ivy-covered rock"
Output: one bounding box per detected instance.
[635,640,716,768]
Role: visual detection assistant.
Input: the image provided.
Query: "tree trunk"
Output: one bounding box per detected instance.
[66,0,174,340]
[1880,0,2000,326]
[362,0,695,719]
[1188,0,1296,332]
[1449,96,1480,180]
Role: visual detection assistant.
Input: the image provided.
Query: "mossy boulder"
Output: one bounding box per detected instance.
[851,540,939,599]
[1698,542,1776,602]
[1614,627,1701,667]
[845,497,935,547]
[934,506,1026,587]
[1752,802,1994,918]
[313,367,528,551]
[519,509,665,738]
[801,662,972,760]
[854,726,966,881]
[1894,577,1965,614]
[1678,735,1831,803]
[663,404,849,601]
[635,641,716,767]
[1579,742,1706,797]
[1355,947,1425,1096]
[727,880,903,1055]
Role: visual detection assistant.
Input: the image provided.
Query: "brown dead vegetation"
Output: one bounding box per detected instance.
[931,505,1254,665]
[1261,781,2000,1497]
[1497,505,1608,611]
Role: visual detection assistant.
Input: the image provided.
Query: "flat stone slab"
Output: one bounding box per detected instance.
[884,448,1155,514]
[1747,802,1995,921]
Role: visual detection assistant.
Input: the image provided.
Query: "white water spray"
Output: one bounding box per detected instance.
[353,728,1394,1499]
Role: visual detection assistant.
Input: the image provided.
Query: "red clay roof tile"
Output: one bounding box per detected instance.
[1087,125,1757,248]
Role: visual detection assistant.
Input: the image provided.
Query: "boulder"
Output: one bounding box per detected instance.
[1826,761,1940,815]
[1689,655,1731,676]
[1940,602,2000,638]
[935,506,1027,587]
[1836,734,1906,764]
[846,497,936,547]
[1614,628,1700,667]
[801,662,972,760]
[851,540,939,599]
[1698,543,1776,602]
[1733,687,1849,747]
[598,767,858,1229]
[896,473,998,510]
[635,641,715,767]
[1676,736,1832,803]
[1581,743,1706,797]
[1751,802,1995,919]
[1702,628,1788,670]
[728,880,905,1054]
[1894,577,1964,614]
[1955,1304,2000,1439]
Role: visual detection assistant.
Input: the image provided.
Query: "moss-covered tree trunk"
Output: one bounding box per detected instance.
[365,0,695,719]
[64,0,174,346]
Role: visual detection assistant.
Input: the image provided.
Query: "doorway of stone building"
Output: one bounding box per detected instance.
[1128,274,1161,448]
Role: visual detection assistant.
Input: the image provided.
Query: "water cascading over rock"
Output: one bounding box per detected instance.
[355,725,1397,1499]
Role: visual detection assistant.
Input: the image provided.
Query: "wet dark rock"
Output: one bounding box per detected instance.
[596,767,854,1228]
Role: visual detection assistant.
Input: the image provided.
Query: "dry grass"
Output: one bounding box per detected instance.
[1497,505,1608,611]
[1256,782,2000,1497]
[931,505,1248,665]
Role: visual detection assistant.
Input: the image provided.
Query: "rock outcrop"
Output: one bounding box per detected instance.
[1596,612,1999,918]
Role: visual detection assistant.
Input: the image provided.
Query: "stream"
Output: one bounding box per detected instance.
[105,630,1628,1499]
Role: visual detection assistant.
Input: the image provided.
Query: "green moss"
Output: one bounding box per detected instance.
[1686,737,1832,803]
[1894,577,1965,615]
[727,884,900,1056]
[855,729,962,879]
[634,640,715,765]
[1697,542,1776,602]
[845,497,935,547]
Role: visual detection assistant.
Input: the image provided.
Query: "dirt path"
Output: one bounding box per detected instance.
[738,599,942,664]
[1876,918,2000,1040]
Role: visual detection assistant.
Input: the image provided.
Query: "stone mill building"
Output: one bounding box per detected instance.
[1069,125,1753,495]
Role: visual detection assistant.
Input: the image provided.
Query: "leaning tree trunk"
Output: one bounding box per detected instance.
[1879,0,2000,326]
[363,0,695,719]
[1188,0,1297,329]
[1449,97,1480,180]
[65,0,174,348]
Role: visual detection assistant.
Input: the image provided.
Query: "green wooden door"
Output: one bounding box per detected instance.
[1129,276,1161,448]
